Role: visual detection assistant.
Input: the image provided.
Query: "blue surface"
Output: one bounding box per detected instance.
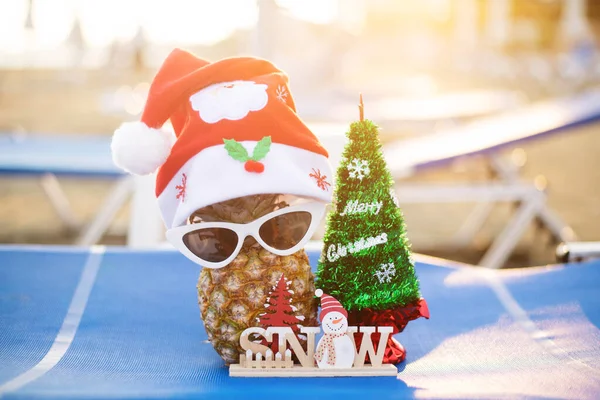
[0,133,122,177]
[0,249,90,384]
[1,246,599,399]
[502,264,600,372]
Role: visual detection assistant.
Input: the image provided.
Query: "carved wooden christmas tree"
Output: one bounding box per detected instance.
[258,274,304,353]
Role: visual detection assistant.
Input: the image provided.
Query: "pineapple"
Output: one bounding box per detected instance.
[191,194,319,364]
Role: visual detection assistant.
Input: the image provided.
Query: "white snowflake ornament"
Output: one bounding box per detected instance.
[347,158,370,180]
[375,262,396,283]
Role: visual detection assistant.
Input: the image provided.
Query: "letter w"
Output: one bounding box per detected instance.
[353,326,393,368]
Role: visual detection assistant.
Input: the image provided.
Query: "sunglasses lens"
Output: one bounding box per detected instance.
[183,228,238,263]
[259,211,312,251]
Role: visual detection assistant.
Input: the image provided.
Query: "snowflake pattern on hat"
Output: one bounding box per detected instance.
[275,85,288,103]
[309,168,331,191]
[175,173,187,202]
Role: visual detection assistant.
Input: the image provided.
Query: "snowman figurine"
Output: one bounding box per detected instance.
[314,289,355,369]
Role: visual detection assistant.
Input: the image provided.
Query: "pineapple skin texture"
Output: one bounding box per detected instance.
[197,245,318,364]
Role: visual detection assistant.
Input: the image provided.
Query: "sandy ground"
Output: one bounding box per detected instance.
[1,119,598,268]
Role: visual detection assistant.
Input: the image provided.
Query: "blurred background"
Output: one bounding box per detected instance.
[1,0,599,267]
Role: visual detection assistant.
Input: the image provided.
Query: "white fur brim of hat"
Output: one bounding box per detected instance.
[159,141,333,228]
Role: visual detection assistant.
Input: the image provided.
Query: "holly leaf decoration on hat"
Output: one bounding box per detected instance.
[251,136,272,161]
[223,139,250,161]
[224,136,271,173]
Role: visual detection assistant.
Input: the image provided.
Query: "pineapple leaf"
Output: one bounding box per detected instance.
[223,139,249,162]
[251,136,271,161]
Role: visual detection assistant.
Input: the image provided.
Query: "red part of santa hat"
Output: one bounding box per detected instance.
[315,289,348,322]
[112,49,333,228]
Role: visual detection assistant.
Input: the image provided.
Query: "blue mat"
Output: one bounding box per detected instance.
[1,246,599,399]
[0,134,121,177]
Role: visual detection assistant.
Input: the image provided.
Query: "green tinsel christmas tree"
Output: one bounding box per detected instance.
[316,96,429,364]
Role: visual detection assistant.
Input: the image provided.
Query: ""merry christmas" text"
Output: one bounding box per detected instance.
[339,200,382,216]
[327,232,388,262]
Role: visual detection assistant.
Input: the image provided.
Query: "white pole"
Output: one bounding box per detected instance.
[454,0,479,50]
[486,0,511,47]
[251,0,278,58]
[128,174,164,247]
[559,0,590,43]
[557,242,600,263]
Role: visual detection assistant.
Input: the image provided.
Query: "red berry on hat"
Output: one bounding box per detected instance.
[244,160,264,173]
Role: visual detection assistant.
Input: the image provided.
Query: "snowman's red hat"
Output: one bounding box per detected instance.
[111,48,332,228]
[315,289,347,322]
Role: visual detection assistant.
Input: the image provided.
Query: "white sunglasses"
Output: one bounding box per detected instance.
[166,201,327,269]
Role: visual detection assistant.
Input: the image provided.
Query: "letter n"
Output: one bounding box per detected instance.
[285,327,320,367]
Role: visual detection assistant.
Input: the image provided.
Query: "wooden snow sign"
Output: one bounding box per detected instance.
[229,325,397,377]
[230,287,396,377]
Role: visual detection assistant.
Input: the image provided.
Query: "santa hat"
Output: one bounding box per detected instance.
[315,289,348,322]
[112,49,333,228]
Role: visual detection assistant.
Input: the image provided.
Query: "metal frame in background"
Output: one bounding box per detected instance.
[0,133,134,246]
[394,154,577,269]
[384,89,600,268]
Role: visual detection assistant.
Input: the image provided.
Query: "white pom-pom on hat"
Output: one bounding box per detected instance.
[111,121,176,175]
[315,289,323,297]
